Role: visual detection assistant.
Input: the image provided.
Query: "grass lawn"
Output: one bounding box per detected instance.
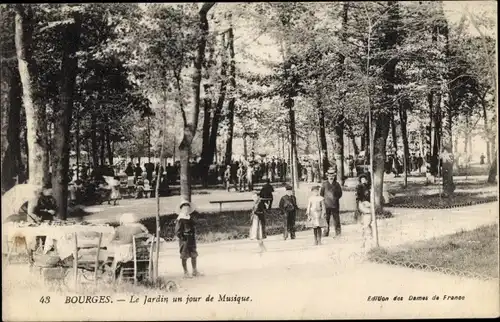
[133,207,394,243]
[387,179,498,209]
[387,191,498,209]
[368,224,499,279]
[132,208,391,243]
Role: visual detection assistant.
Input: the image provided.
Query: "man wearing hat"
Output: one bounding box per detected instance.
[279,184,298,240]
[320,167,343,237]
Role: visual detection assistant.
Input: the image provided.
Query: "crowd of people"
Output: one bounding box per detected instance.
[176,165,374,278]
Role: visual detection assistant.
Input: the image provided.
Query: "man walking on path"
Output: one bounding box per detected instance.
[320,168,343,237]
[279,184,298,240]
[259,179,274,209]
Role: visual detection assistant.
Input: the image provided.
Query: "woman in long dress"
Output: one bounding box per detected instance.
[249,193,267,252]
[306,186,327,245]
[109,176,122,205]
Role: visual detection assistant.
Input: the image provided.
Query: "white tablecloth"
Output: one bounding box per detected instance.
[3,224,167,265]
[3,223,115,259]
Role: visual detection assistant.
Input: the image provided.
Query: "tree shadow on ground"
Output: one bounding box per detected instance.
[387,191,498,209]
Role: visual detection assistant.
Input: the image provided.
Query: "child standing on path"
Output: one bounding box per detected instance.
[306,186,327,245]
[109,176,122,205]
[279,184,298,240]
[249,193,267,252]
[175,200,201,278]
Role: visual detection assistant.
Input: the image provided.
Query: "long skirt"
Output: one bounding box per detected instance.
[249,215,263,240]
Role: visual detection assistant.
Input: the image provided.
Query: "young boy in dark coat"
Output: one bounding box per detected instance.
[279,185,298,240]
[175,200,200,278]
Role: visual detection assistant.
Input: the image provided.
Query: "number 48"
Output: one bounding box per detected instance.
[39,296,51,304]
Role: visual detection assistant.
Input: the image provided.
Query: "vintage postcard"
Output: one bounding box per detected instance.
[1,1,498,321]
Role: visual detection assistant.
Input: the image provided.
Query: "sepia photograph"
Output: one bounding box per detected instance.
[1,1,498,320]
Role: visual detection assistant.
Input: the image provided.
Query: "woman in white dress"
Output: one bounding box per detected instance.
[306,186,327,245]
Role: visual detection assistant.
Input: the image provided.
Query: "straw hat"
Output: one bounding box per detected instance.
[178,199,195,214]
[119,213,139,225]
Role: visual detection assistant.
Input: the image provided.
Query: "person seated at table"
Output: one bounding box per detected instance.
[25,183,58,223]
[109,213,151,278]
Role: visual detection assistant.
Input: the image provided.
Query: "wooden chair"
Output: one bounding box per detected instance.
[118,233,154,285]
[6,234,31,264]
[71,232,107,289]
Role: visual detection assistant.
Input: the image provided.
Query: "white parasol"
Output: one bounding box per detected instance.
[1,183,42,223]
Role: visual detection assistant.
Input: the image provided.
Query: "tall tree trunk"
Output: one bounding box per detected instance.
[289,107,299,190]
[179,2,215,201]
[333,0,348,185]
[243,133,248,161]
[24,123,29,179]
[425,92,433,181]
[204,33,228,185]
[75,107,80,179]
[483,98,491,164]
[91,111,98,168]
[487,152,497,183]
[106,123,113,165]
[344,120,359,157]
[464,113,469,156]
[44,120,51,186]
[442,95,455,195]
[362,114,369,152]
[441,20,455,196]
[318,99,329,175]
[51,12,81,220]
[431,93,441,175]
[200,91,211,168]
[1,66,23,191]
[390,111,398,153]
[399,98,410,187]
[333,114,344,184]
[224,18,236,166]
[316,129,323,178]
[100,130,106,166]
[14,5,47,192]
[373,1,399,212]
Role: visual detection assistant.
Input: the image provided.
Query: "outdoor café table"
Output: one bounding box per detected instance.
[3,222,115,260]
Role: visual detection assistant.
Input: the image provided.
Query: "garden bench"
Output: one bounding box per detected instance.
[209,198,272,212]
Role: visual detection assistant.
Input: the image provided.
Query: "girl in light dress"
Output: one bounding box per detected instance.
[306,186,327,245]
[104,176,122,205]
[249,192,267,253]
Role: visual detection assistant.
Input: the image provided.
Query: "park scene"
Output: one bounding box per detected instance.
[1,2,498,320]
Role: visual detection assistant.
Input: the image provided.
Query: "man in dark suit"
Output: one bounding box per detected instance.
[320,168,343,237]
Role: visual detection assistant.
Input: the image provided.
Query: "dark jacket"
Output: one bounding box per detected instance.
[175,216,196,240]
[356,183,371,203]
[279,194,298,213]
[320,180,343,209]
[259,183,274,199]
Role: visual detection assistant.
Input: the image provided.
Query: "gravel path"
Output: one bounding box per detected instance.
[3,202,498,320]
